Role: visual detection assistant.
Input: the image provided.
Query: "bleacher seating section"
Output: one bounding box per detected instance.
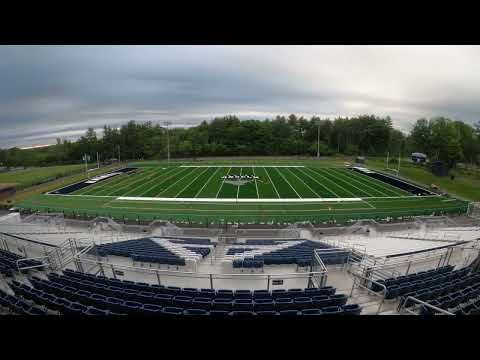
[0,248,45,276]
[370,265,480,315]
[7,269,362,315]
[91,238,211,267]
[227,240,348,269]
[0,287,48,315]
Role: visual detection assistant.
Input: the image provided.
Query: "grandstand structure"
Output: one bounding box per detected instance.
[1,209,479,316]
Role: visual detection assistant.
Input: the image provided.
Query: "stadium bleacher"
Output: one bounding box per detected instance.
[226,240,348,269]
[368,265,480,315]
[0,248,45,276]
[0,287,48,315]
[6,269,362,315]
[91,238,212,268]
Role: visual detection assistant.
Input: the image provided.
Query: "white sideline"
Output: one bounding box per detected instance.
[180,165,305,168]
[116,196,363,203]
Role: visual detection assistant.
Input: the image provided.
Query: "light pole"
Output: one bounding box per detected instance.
[164,121,171,166]
[83,154,89,179]
[317,120,321,159]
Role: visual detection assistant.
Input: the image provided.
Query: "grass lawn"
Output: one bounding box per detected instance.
[0,164,98,190]
[367,158,480,202]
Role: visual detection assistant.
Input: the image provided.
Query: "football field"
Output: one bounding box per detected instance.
[16,165,469,224]
[70,165,411,199]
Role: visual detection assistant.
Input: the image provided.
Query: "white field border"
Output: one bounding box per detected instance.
[180,165,305,168]
[116,196,363,203]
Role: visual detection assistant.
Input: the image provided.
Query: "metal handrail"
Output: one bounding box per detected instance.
[77,256,326,280]
[399,296,454,315]
[348,271,387,315]
[15,255,49,271]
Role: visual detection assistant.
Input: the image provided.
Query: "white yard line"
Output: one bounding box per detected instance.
[155,167,202,197]
[194,167,221,198]
[252,167,260,199]
[116,196,363,203]
[134,167,190,197]
[330,168,390,197]
[362,199,376,209]
[263,167,281,199]
[272,167,301,199]
[174,167,211,198]
[98,168,164,196]
[296,167,340,198]
[322,168,377,197]
[285,167,321,198]
[180,165,305,168]
[307,168,357,197]
[236,167,243,200]
[216,167,232,198]
[341,168,403,196]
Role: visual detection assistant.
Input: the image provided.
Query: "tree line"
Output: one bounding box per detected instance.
[0,114,479,169]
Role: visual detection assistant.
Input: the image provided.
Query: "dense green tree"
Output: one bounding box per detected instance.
[1,114,478,170]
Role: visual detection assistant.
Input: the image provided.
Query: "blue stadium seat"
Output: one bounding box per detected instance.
[272,289,287,299]
[253,290,271,300]
[106,297,124,313]
[51,297,72,313]
[321,306,343,315]
[230,311,255,316]
[304,288,324,297]
[341,304,362,315]
[26,306,48,315]
[278,310,301,316]
[191,297,212,310]
[153,294,173,307]
[63,302,88,315]
[254,299,275,312]
[184,308,209,315]
[162,306,184,316]
[312,295,331,308]
[302,308,322,315]
[209,310,230,316]
[256,311,278,316]
[234,290,252,299]
[216,289,234,299]
[142,303,163,314]
[164,286,182,296]
[120,300,143,314]
[330,294,348,306]
[233,299,254,312]
[137,291,156,304]
[182,288,199,298]
[84,306,109,315]
[199,288,216,299]
[287,288,304,298]
[294,297,313,309]
[212,299,233,312]
[275,298,294,311]
[172,295,192,308]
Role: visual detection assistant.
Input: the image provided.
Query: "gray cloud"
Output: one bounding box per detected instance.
[0,45,479,148]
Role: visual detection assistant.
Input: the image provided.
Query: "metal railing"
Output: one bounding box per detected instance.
[398,296,454,315]
[15,255,49,271]
[73,256,327,291]
[348,271,387,315]
[312,250,328,287]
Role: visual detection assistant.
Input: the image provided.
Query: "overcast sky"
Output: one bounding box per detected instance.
[0,45,479,148]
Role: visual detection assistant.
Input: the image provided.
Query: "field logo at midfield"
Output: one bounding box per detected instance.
[222,174,259,186]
